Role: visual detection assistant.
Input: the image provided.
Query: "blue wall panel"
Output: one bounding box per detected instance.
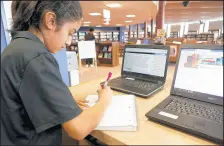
[1,15,7,53]
[53,49,69,86]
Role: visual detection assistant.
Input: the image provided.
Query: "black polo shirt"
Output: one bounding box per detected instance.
[1,31,82,145]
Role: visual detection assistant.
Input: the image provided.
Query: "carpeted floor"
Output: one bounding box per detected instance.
[79,58,123,83]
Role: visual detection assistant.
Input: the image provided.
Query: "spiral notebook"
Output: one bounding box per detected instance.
[85,95,137,131]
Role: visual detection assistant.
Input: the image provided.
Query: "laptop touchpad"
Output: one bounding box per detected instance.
[193,121,206,131]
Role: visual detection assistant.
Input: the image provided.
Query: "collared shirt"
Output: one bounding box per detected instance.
[1,31,82,145]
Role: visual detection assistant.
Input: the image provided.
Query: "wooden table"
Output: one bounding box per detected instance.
[69,65,215,145]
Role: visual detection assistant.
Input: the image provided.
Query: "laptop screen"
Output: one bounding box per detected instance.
[174,49,223,97]
[122,47,168,79]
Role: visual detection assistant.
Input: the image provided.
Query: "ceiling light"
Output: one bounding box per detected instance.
[106,3,122,8]
[125,20,132,23]
[84,21,91,24]
[103,9,110,19]
[126,15,135,18]
[96,25,102,27]
[116,24,122,26]
[104,22,109,25]
[200,12,211,14]
[89,13,101,16]
[83,24,89,26]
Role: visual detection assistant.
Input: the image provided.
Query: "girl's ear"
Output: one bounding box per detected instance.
[42,11,57,30]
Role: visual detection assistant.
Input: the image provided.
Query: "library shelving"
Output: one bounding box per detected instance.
[133,31,137,38]
[72,31,120,42]
[100,32,107,42]
[96,42,119,67]
[94,32,100,39]
[112,32,119,41]
[124,31,129,43]
[138,31,145,38]
[78,32,86,41]
[170,31,179,38]
[188,31,198,35]
[208,29,220,35]
[184,33,214,41]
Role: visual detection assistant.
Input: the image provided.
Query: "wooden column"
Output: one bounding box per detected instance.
[151,19,153,38]
[144,22,147,38]
[128,25,131,38]
[156,1,165,34]
[137,24,139,38]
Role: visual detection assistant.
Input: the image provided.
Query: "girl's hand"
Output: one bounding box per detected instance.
[76,100,89,110]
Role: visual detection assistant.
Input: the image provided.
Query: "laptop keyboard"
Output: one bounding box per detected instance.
[165,99,223,123]
[110,78,158,90]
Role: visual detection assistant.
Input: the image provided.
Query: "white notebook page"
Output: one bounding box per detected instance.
[86,95,137,128]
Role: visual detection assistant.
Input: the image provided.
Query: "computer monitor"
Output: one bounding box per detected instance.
[172,46,223,105]
[122,45,169,82]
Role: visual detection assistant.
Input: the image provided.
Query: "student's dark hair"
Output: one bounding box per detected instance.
[89,28,94,32]
[11,1,83,31]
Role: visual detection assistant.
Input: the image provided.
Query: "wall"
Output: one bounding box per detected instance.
[209,20,223,30]
[171,25,180,32]
[188,23,200,31]
[53,49,69,86]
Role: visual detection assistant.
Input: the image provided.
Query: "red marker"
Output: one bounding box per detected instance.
[103,72,112,87]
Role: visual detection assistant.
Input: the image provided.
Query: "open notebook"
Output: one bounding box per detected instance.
[85,95,137,131]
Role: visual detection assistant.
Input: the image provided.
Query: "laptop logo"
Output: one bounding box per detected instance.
[208,97,216,101]
[158,111,178,119]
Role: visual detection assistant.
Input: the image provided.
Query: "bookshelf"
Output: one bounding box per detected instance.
[100,32,107,42]
[124,31,129,43]
[78,32,86,41]
[106,32,113,41]
[112,32,119,41]
[184,33,214,41]
[72,31,120,42]
[94,32,100,39]
[96,42,119,67]
[133,31,137,38]
[208,29,220,35]
[138,31,144,38]
[71,33,78,43]
[170,32,179,38]
[188,31,198,35]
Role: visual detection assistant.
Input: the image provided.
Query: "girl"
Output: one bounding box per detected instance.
[1,1,112,145]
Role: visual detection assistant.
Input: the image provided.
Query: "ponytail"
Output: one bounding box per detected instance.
[11,1,39,31]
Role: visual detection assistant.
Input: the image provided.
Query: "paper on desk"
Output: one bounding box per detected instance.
[85,95,137,131]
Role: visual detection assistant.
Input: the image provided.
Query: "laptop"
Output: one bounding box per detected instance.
[145,44,223,143]
[106,44,170,98]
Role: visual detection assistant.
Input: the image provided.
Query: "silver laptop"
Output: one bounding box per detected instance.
[106,44,170,98]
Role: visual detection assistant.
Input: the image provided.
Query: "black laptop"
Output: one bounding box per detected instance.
[145,44,223,143]
[107,44,170,98]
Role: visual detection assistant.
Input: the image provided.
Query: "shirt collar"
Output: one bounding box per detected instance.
[11,31,44,45]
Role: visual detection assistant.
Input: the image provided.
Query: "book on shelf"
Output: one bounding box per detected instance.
[103,46,108,52]
[108,46,112,52]
[98,53,103,58]
[104,53,108,58]
[107,53,112,58]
